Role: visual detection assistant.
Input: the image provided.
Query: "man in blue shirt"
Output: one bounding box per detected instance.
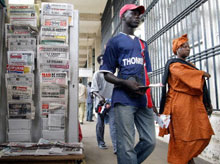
[100,4,156,164]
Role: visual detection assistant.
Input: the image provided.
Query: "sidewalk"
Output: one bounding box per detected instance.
[81,119,212,164]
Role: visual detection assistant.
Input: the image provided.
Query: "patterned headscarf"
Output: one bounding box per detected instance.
[172,34,188,55]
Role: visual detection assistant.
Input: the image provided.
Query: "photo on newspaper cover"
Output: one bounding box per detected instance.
[7,101,34,119]
[7,86,32,101]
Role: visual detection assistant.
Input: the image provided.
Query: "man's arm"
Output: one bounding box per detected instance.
[92,91,105,103]
[104,72,147,95]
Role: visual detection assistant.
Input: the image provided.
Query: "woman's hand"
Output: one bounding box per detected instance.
[203,72,211,79]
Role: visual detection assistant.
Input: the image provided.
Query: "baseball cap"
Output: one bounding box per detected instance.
[119,4,145,18]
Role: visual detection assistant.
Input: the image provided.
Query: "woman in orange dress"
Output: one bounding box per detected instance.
[159,34,214,164]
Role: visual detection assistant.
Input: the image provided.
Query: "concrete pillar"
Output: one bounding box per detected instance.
[94,26,101,72]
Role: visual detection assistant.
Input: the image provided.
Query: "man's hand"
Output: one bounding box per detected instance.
[123,79,141,93]
[123,79,149,96]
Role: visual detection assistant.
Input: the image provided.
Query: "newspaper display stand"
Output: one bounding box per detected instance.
[0,2,82,162]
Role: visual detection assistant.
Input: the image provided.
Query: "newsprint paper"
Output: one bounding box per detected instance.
[8,38,36,52]
[41,3,73,26]
[8,101,35,119]
[40,84,67,99]
[41,16,68,28]
[5,73,34,90]
[48,113,65,130]
[40,72,67,86]
[7,51,35,69]
[37,44,69,59]
[39,58,69,77]
[41,99,67,116]
[7,86,32,101]
[5,24,36,47]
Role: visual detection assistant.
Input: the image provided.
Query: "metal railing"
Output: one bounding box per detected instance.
[144,0,220,110]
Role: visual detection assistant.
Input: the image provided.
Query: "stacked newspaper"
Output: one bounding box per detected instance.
[5,4,39,142]
[39,3,73,141]
[7,4,40,27]
[40,4,70,45]
[5,24,37,48]
[0,139,83,156]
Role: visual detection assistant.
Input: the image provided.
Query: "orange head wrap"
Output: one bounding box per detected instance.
[172,34,188,55]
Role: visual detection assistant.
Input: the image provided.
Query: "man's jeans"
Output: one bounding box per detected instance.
[114,104,156,164]
[108,106,117,153]
[96,108,117,153]
[86,102,93,121]
[96,113,106,146]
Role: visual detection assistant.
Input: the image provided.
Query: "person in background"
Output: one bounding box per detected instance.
[86,82,94,122]
[100,4,157,164]
[91,55,117,154]
[78,79,87,124]
[159,34,214,164]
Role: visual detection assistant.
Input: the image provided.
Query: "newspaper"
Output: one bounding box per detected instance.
[38,44,69,59]
[8,4,39,27]
[149,83,164,87]
[0,140,83,156]
[7,86,32,101]
[6,24,32,35]
[39,58,69,76]
[7,65,32,74]
[41,3,74,26]
[9,15,37,27]
[40,72,67,85]
[40,26,68,44]
[5,73,34,90]
[8,38,36,52]
[5,24,36,47]
[40,84,67,99]
[41,99,67,116]
[154,114,171,128]
[8,4,36,16]
[7,51,35,69]
[41,16,68,28]
[7,101,34,119]
[48,113,65,130]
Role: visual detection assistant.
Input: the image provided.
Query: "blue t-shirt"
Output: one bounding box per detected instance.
[100,33,152,108]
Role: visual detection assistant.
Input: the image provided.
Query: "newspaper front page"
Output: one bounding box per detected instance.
[5,73,34,91]
[8,101,34,119]
[38,44,69,59]
[41,16,68,28]
[7,51,35,69]
[41,3,73,26]
[5,24,36,47]
[40,26,68,44]
[48,113,65,130]
[41,99,67,116]
[40,84,67,99]
[7,86,32,101]
[7,65,32,74]
[8,4,39,27]
[8,38,36,52]
[40,72,67,85]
